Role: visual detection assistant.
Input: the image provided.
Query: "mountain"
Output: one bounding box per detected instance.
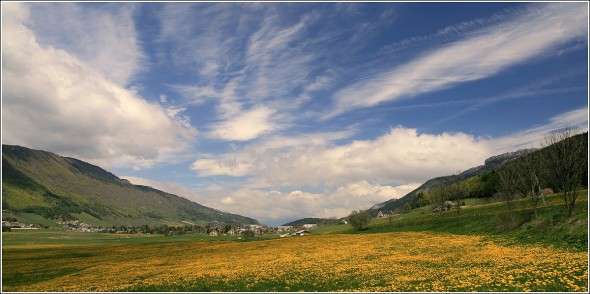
[368,148,538,215]
[2,145,259,226]
[281,217,342,227]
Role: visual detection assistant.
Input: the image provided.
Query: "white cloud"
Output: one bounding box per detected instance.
[191,158,254,177]
[259,127,492,187]
[159,94,168,103]
[191,126,492,188]
[159,5,352,141]
[191,107,588,225]
[327,181,420,210]
[191,104,588,190]
[490,107,589,153]
[28,2,144,86]
[2,2,198,169]
[208,106,277,141]
[132,105,586,226]
[326,2,588,118]
[199,181,420,226]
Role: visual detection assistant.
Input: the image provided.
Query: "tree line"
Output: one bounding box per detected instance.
[496,128,587,219]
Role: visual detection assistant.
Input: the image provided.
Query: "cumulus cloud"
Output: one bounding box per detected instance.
[209,106,277,141]
[200,181,420,226]
[2,2,198,169]
[191,129,354,179]
[326,2,588,118]
[128,106,585,226]
[192,126,492,188]
[191,104,587,190]
[191,158,254,177]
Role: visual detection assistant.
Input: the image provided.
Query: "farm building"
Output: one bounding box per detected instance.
[292,230,311,236]
[377,210,395,218]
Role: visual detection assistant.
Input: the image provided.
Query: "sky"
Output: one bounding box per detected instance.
[2,1,588,226]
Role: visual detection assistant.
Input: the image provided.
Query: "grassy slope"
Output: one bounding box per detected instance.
[2,145,258,226]
[317,191,588,251]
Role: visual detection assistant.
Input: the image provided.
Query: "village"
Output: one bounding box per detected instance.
[1,214,321,238]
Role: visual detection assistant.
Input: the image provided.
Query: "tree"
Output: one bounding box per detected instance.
[541,128,587,218]
[243,229,255,240]
[411,192,430,209]
[348,210,371,231]
[515,152,543,218]
[496,164,520,223]
[431,185,448,222]
[402,202,412,213]
[450,177,466,216]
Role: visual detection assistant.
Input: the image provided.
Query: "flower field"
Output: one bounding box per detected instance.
[2,231,587,292]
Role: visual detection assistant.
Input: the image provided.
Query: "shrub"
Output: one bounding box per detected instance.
[348,210,370,231]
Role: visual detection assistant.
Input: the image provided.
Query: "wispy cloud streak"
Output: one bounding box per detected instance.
[29,2,145,86]
[326,2,588,119]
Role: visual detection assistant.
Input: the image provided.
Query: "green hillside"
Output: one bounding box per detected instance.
[2,145,258,226]
[319,191,588,251]
[370,132,588,215]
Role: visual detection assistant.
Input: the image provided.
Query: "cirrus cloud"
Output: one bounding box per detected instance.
[28,2,145,86]
[326,2,588,118]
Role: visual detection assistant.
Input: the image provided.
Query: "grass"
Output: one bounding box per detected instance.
[2,232,586,292]
[1,229,262,247]
[70,212,112,227]
[325,191,588,251]
[2,190,587,292]
[10,213,58,227]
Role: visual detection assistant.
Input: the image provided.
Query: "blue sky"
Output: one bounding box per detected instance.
[2,2,588,226]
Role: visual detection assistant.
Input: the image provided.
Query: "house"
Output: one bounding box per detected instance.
[444,201,454,210]
[208,230,220,236]
[432,201,455,213]
[277,226,293,232]
[291,230,311,236]
[302,224,316,229]
[377,211,394,218]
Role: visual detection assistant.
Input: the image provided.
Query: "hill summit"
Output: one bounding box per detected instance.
[2,145,259,226]
[368,148,537,214]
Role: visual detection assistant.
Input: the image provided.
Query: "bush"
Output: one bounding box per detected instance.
[348,210,370,231]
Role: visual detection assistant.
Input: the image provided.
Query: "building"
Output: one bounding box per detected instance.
[292,230,311,236]
[377,211,394,218]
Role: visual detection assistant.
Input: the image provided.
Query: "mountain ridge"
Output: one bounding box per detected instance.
[367,148,538,215]
[2,144,259,226]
